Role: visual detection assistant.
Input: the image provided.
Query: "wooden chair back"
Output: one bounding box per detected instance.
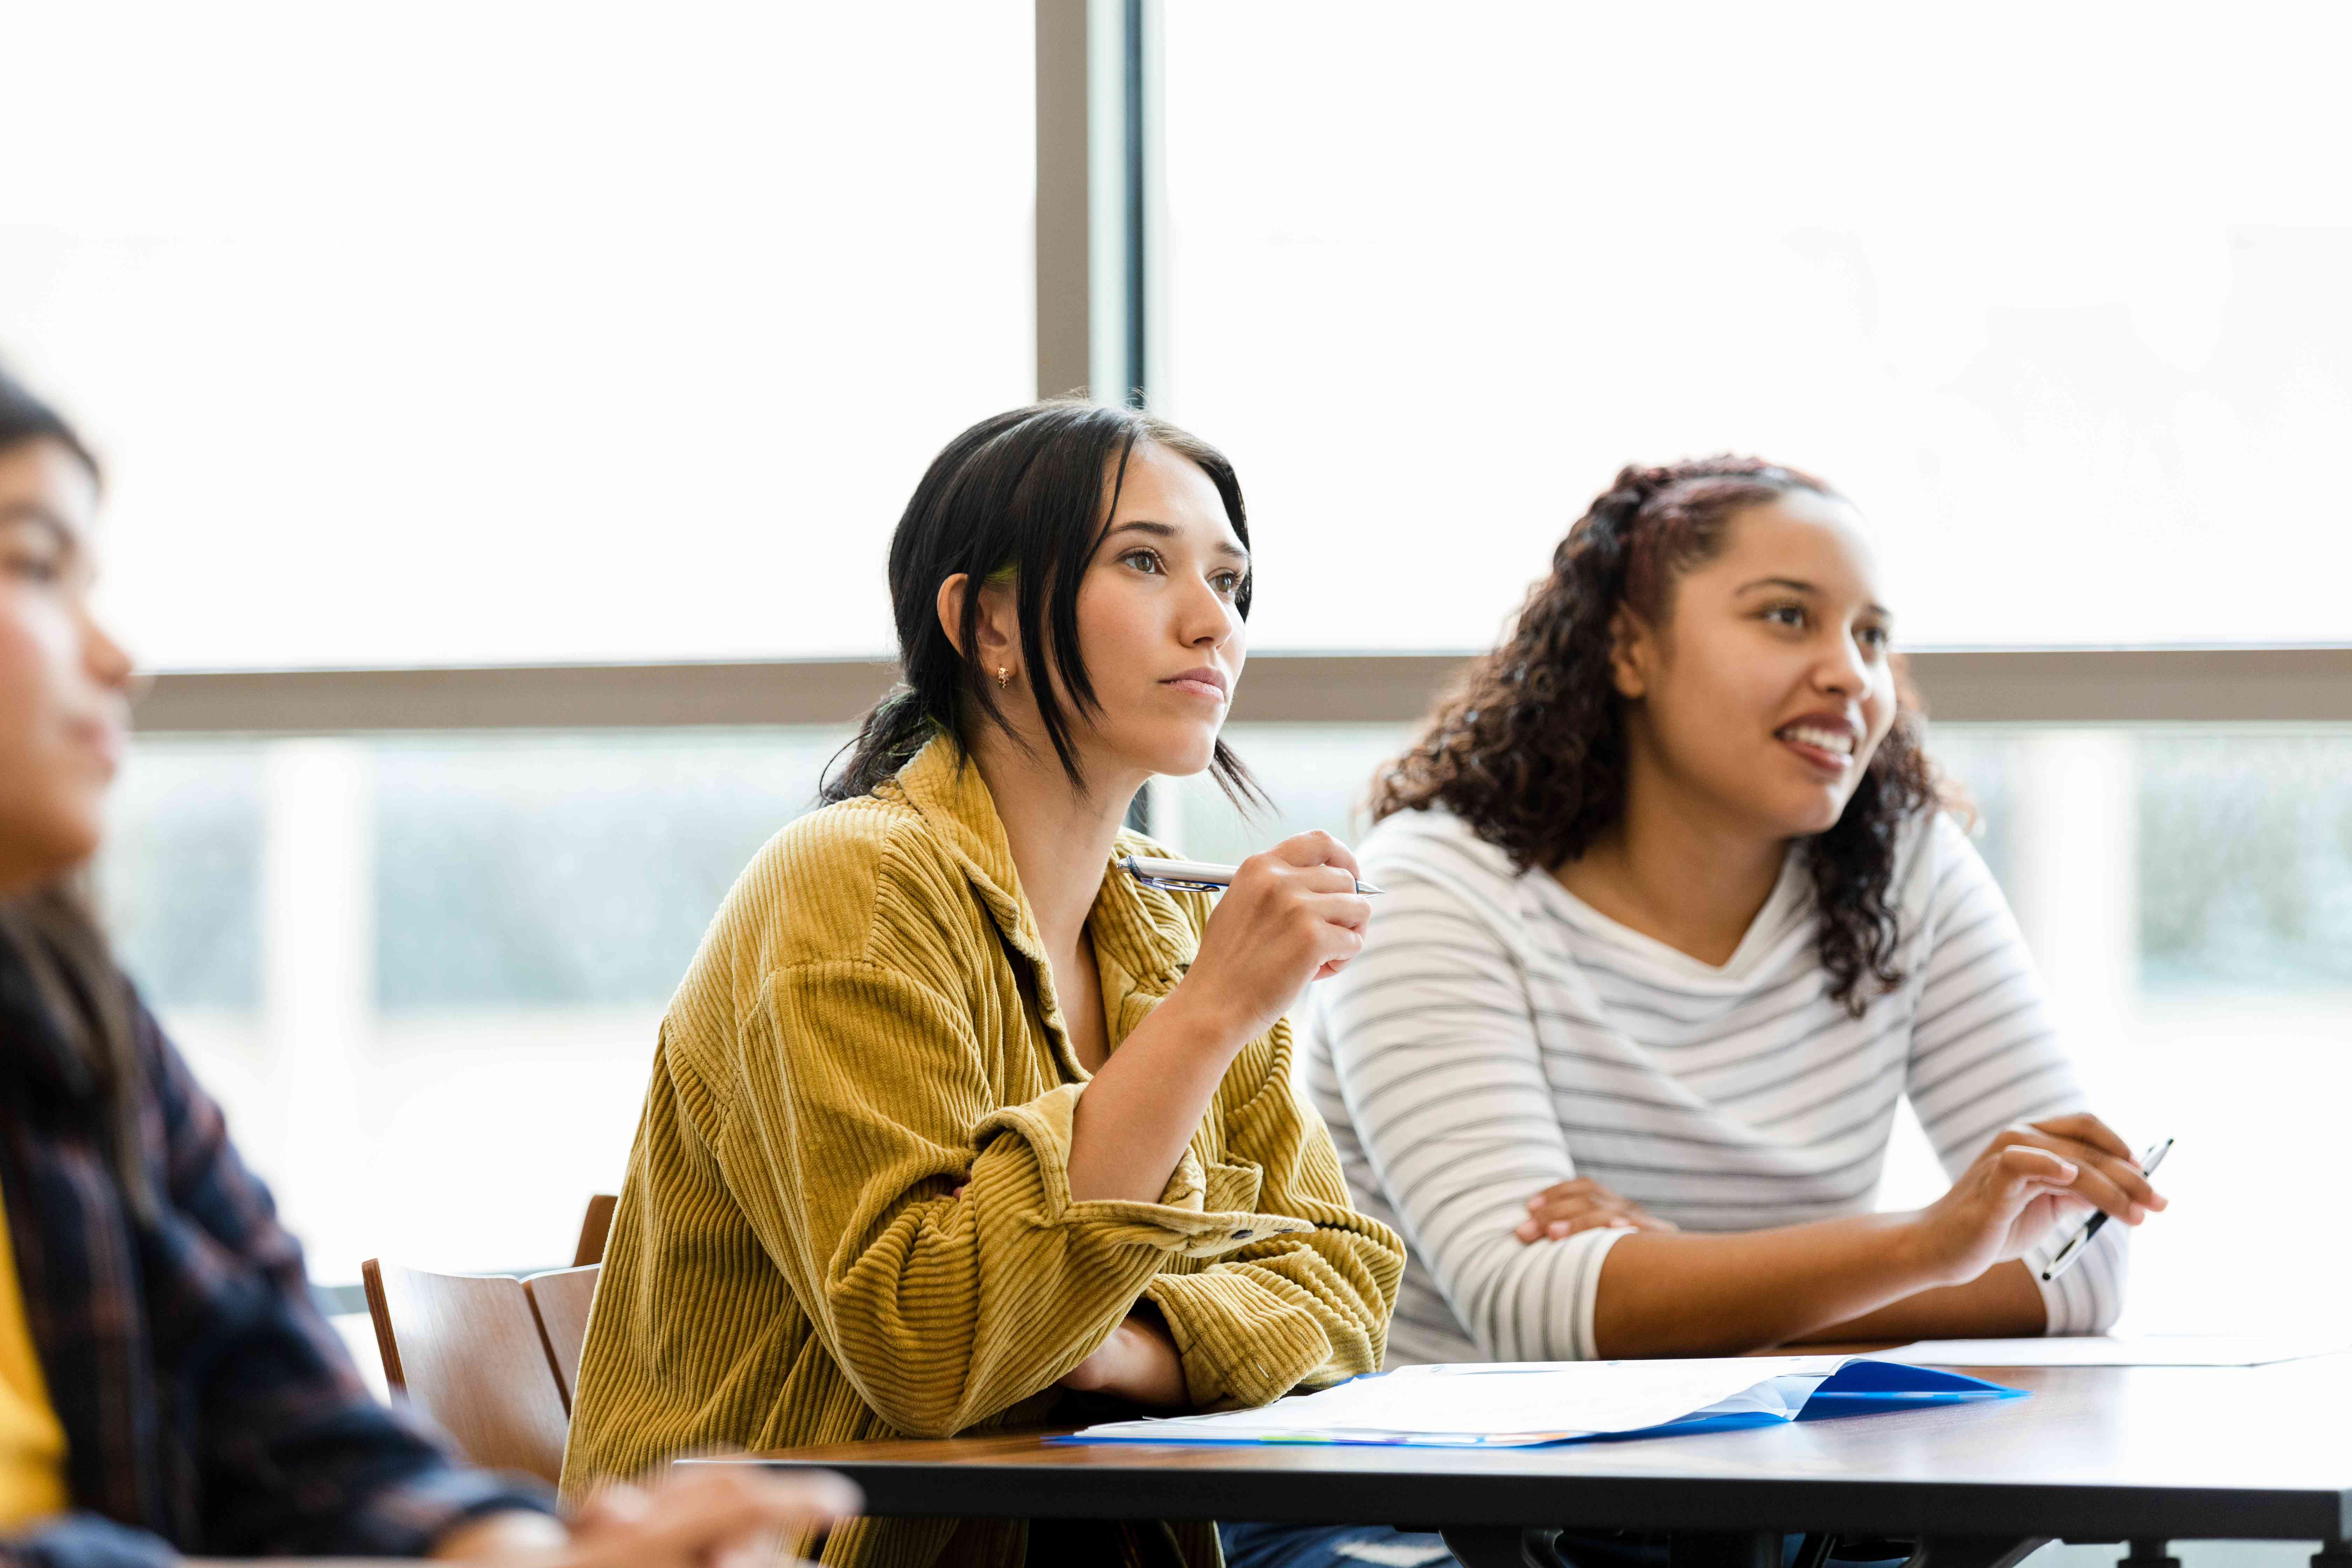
[522,1264,600,1410]
[573,1193,619,1267]
[360,1258,569,1484]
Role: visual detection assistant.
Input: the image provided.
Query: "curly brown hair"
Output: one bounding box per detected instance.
[1370,455,1942,1014]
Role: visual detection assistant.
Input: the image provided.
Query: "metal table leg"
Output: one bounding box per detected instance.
[1908,1538,2051,1568]
[1670,1531,1784,1568]
[1439,1526,1566,1568]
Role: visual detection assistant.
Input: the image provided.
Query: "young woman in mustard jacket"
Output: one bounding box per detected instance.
[562,402,1406,1568]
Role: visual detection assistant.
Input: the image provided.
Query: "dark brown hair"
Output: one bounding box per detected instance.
[1371,456,1940,1013]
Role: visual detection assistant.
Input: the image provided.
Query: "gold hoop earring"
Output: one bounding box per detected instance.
[996,666,1011,690]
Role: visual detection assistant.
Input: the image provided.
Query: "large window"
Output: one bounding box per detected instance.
[2,2,1030,669]
[1160,4,2352,650]
[102,728,850,1279]
[14,3,2350,1410]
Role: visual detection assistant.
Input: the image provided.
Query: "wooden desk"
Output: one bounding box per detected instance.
[704,1357,2352,1568]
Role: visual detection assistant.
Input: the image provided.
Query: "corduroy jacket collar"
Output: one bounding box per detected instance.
[886,736,1200,1032]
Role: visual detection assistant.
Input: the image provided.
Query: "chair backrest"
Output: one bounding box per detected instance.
[522,1264,600,1411]
[573,1193,619,1267]
[360,1258,570,1484]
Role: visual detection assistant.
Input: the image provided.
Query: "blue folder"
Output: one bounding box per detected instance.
[1580,1359,2024,1444]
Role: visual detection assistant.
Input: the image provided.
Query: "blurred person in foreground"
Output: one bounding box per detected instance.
[0,365,860,1566]
[561,401,1406,1567]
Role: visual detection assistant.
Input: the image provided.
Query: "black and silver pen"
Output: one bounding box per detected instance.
[1120,854,1384,897]
[2041,1135,2173,1282]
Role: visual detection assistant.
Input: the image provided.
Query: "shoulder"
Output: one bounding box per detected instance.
[1911,806,1993,903]
[1352,807,1531,953]
[1873,804,2002,943]
[684,790,989,1015]
[1359,805,1521,892]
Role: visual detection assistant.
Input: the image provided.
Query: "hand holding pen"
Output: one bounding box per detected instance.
[1154,832,1374,1047]
[2044,1135,2174,1282]
[1911,1112,2169,1290]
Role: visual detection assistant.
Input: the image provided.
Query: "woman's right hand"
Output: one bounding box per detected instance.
[1172,831,1371,1045]
[1908,1113,2165,1287]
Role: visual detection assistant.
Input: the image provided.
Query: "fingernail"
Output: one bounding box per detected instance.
[1548,1221,1570,1237]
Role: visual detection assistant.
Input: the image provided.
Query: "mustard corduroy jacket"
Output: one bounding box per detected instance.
[559,737,1405,1567]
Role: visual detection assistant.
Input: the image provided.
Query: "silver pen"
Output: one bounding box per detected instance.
[2042,1135,2173,1282]
[1120,854,1384,897]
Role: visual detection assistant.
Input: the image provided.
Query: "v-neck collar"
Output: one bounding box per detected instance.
[1529,844,1814,988]
[884,736,1198,1076]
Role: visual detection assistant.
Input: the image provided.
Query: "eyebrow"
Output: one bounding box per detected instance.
[1736,575,1891,618]
[1103,518,1250,563]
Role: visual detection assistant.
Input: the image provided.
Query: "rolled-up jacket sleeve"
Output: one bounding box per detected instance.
[712,958,1315,1438]
[1141,1021,1405,1412]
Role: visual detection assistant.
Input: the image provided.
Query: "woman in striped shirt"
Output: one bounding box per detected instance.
[1306,456,2164,1374]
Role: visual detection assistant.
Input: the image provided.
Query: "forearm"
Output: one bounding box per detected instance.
[1066,993,1242,1203]
[1593,1213,1956,1358]
[1788,1259,2046,1346]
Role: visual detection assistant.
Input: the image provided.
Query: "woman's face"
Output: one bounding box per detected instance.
[1067,440,1250,781]
[1614,490,1898,841]
[0,438,133,894]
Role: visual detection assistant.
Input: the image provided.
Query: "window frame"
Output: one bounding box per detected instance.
[116,2,2351,739]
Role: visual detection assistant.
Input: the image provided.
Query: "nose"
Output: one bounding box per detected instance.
[1176,572,1239,650]
[1809,637,1872,707]
[79,601,135,697]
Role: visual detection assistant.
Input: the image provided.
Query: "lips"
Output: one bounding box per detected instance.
[1777,723,1855,757]
[1163,667,1229,702]
[67,714,125,776]
[1775,714,1861,774]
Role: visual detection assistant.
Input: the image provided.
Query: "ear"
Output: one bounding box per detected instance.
[935,572,1020,677]
[1608,604,1656,701]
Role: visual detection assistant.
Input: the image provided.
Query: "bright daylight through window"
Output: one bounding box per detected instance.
[2,1,1029,670]
[1161,3,2352,650]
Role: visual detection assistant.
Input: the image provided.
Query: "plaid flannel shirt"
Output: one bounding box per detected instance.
[0,939,553,1566]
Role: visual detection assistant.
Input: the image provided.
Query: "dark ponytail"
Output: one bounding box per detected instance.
[0,367,149,1215]
[823,400,1264,808]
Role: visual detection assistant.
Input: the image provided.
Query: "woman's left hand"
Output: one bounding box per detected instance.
[1057,1311,1188,1407]
[1514,1177,1680,1242]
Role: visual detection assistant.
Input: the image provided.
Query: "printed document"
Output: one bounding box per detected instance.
[1066,1357,1851,1448]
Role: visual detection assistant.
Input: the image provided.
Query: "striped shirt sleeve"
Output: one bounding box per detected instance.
[1905,812,2127,1334]
[1316,843,1627,1362]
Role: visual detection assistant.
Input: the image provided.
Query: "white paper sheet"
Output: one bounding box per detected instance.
[1067,1356,1850,1447]
[1878,1334,2352,1367]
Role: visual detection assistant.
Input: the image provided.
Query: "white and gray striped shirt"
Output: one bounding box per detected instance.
[1303,805,2126,1367]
